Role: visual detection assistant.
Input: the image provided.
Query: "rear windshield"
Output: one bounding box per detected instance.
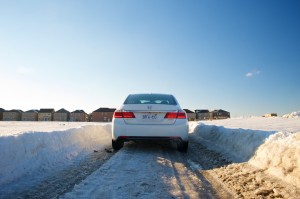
[124,94,177,105]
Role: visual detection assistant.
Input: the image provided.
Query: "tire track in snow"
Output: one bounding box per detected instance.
[62,141,219,199]
[188,135,300,198]
[1,149,114,199]
[161,145,217,199]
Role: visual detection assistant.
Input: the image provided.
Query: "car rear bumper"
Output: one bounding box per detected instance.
[116,136,185,142]
[112,118,189,142]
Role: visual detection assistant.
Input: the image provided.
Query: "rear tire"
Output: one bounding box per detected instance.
[177,141,188,152]
[112,139,124,150]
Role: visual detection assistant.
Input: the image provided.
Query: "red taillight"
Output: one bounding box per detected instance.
[122,112,135,118]
[114,111,123,118]
[113,111,135,118]
[164,111,187,119]
[177,112,187,119]
[164,112,178,119]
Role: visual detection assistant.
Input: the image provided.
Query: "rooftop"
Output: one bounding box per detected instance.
[93,108,116,113]
[39,109,55,113]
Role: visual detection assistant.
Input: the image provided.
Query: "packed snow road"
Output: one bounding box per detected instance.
[1,139,224,199]
[62,140,222,199]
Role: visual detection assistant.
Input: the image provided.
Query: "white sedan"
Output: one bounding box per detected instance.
[112,93,189,152]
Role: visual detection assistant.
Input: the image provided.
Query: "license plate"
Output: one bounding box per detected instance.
[142,113,158,120]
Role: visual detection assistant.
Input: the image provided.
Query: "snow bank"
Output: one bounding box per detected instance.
[282,111,300,118]
[0,123,111,186]
[0,121,94,136]
[191,117,300,188]
[191,123,275,162]
[249,131,300,188]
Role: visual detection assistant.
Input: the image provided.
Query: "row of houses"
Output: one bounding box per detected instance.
[263,113,278,118]
[0,108,231,122]
[194,109,231,120]
[182,109,230,121]
[0,108,116,122]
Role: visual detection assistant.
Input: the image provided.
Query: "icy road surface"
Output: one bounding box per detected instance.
[62,141,220,199]
[61,137,300,199]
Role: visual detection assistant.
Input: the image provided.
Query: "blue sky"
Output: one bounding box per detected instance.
[0,0,299,116]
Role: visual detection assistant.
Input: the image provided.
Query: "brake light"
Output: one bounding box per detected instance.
[114,111,123,118]
[113,111,135,118]
[122,112,135,118]
[164,111,186,119]
[164,112,178,119]
[177,112,187,119]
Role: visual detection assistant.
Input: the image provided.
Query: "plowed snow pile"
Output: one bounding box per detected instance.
[249,131,300,188]
[0,122,111,187]
[283,111,300,118]
[191,115,300,189]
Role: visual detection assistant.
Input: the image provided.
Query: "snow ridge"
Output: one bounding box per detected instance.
[192,123,275,162]
[250,131,300,188]
[191,118,300,189]
[282,111,300,118]
[0,124,111,186]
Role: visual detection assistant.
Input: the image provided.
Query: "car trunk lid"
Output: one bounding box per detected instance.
[121,104,178,125]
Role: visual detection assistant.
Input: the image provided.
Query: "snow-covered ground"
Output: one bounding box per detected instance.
[0,113,299,196]
[190,116,300,189]
[0,122,97,136]
[0,122,112,188]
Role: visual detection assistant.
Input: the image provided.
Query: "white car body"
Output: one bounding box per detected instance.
[112,93,189,152]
